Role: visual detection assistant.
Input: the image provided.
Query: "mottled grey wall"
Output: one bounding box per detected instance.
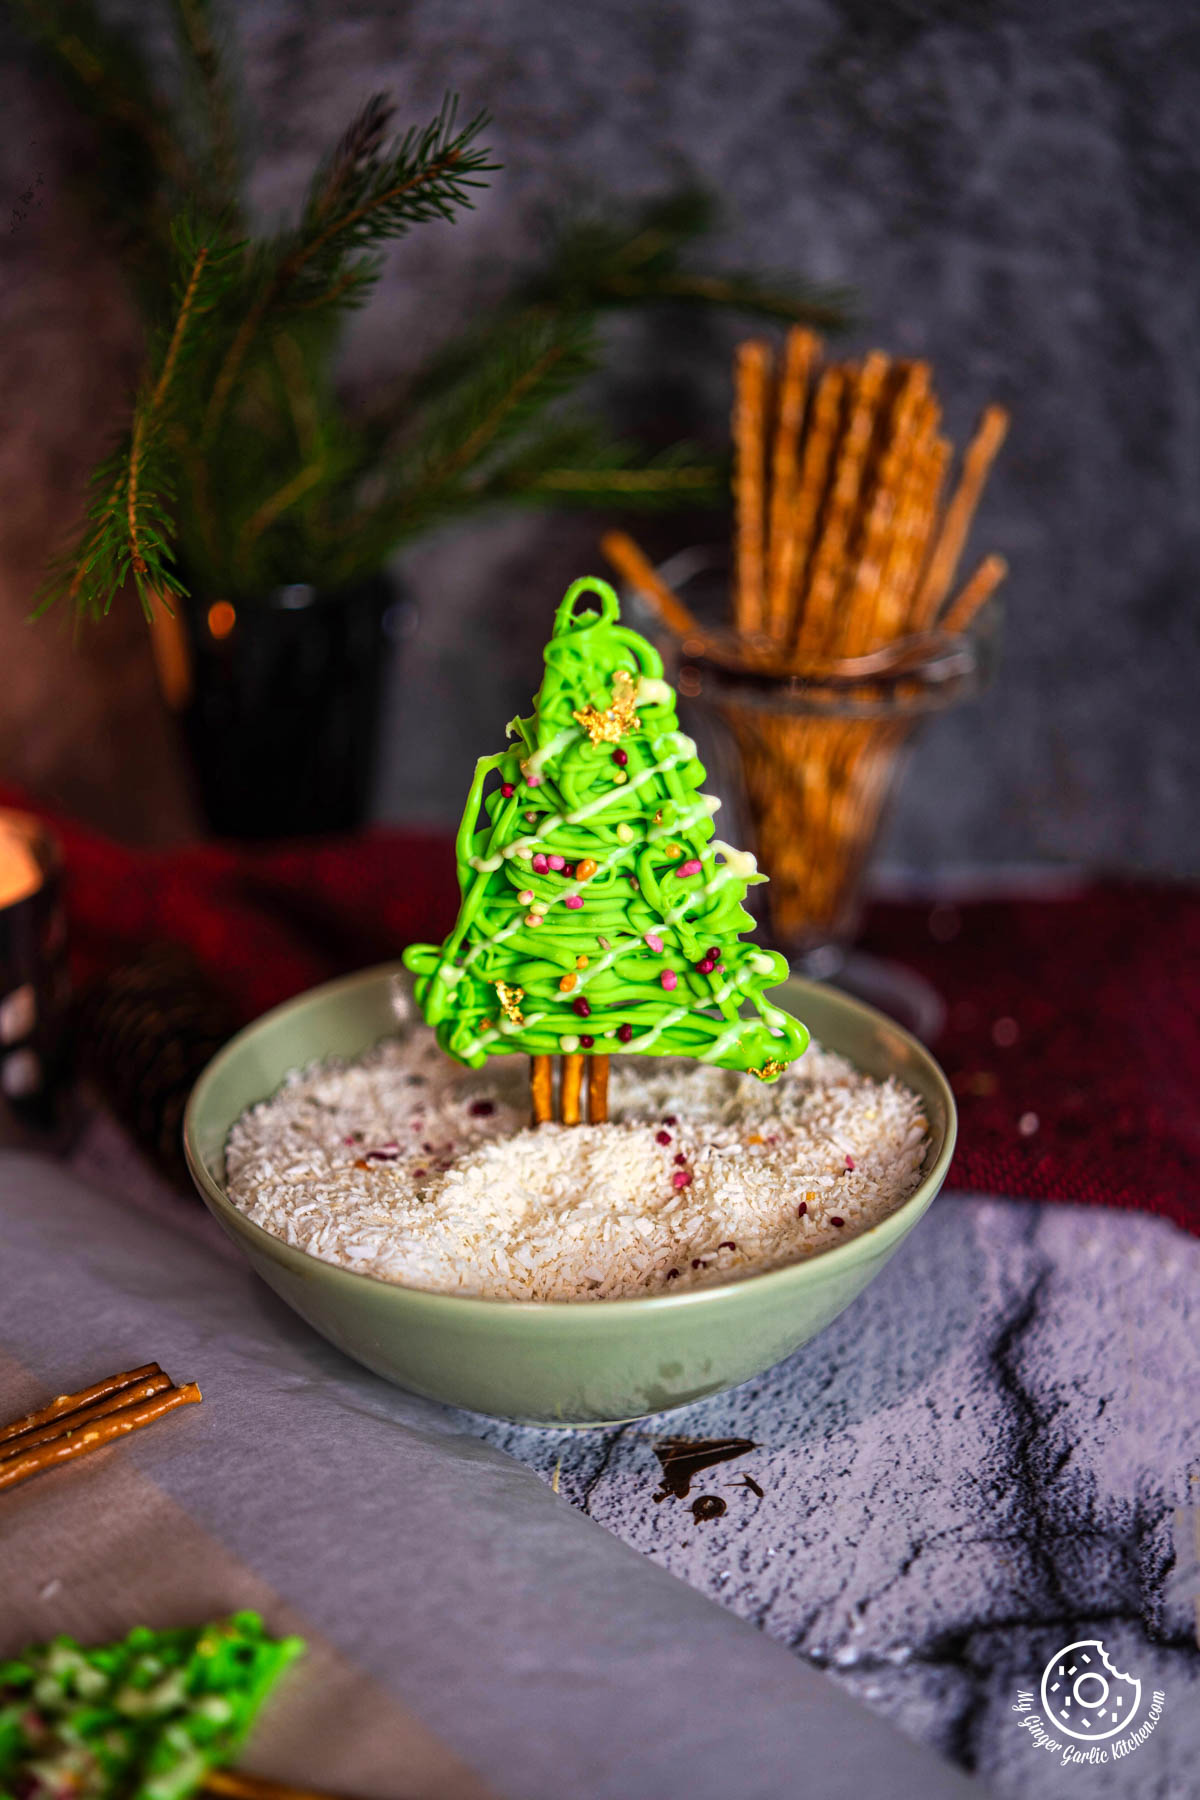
[5,0,1200,871]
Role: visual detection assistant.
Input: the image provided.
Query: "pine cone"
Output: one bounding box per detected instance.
[75,946,237,1192]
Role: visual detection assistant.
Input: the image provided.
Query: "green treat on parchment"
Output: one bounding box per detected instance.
[0,1611,303,1799]
[405,576,809,1079]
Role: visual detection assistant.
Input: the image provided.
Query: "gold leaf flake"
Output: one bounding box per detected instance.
[573,668,642,745]
[493,980,525,1026]
[749,1059,786,1082]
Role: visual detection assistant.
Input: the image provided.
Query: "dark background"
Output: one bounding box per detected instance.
[2,0,1197,874]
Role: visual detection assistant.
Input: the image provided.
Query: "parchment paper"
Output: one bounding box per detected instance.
[0,1150,980,1799]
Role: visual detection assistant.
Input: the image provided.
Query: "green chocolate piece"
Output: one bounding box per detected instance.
[405,576,809,1078]
[0,1611,304,1799]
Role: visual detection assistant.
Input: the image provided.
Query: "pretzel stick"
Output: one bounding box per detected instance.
[530,1055,553,1126]
[204,1773,357,1800]
[600,531,710,645]
[765,327,820,640]
[0,1373,172,1460]
[913,403,1009,624]
[940,553,1008,634]
[0,1384,202,1492]
[732,340,772,635]
[0,1363,164,1447]
[837,363,930,656]
[874,424,948,643]
[587,1054,610,1125]
[559,1053,584,1126]
[796,352,891,662]
[785,366,846,657]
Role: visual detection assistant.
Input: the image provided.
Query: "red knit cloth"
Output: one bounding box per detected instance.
[4,788,1197,1234]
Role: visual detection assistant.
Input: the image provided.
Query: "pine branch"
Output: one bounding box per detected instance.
[482,426,726,509]
[9,0,194,211]
[36,226,243,621]
[519,189,854,329]
[414,314,597,486]
[201,94,496,442]
[169,0,243,222]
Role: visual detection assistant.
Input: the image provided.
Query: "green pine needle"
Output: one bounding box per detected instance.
[36,224,243,621]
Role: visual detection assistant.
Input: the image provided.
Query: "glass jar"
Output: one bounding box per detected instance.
[623,548,998,959]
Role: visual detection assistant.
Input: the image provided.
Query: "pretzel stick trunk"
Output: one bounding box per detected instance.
[587,1054,610,1124]
[0,1373,172,1460]
[733,340,772,635]
[560,1053,584,1126]
[940,553,1008,634]
[530,1055,553,1126]
[912,403,1009,624]
[766,328,820,640]
[0,1383,202,1492]
[0,1363,164,1447]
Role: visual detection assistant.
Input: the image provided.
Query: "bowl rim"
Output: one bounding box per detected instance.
[184,960,957,1318]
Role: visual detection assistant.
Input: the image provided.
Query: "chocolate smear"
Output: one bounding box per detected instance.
[691,1494,727,1523]
[736,1474,765,1498]
[652,1436,757,1501]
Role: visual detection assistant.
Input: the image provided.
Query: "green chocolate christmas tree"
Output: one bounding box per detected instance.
[404,576,808,1121]
[0,1612,303,1799]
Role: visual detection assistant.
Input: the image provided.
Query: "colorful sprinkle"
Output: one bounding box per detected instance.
[525,912,543,927]
[672,1170,693,1190]
[676,859,702,878]
[564,894,584,909]
[616,823,634,843]
[548,854,566,871]
[612,747,629,766]
[561,1035,580,1053]
[612,770,628,784]
[572,997,591,1018]
[844,1154,856,1170]
[666,1268,680,1280]
[797,1202,807,1217]
[719,1240,736,1250]
[500,783,515,798]
[673,1152,687,1166]
[580,1035,595,1048]
[696,957,716,974]
[661,969,678,992]
[559,972,577,993]
[663,1115,677,1125]
[575,857,598,880]
[617,1023,634,1043]
[531,853,549,873]
[663,842,682,859]
[656,1130,672,1145]
[468,1099,495,1117]
[517,889,534,904]
[830,1216,846,1228]
[645,931,664,953]
[576,954,589,968]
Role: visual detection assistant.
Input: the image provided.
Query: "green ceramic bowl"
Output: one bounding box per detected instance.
[184,964,956,1425]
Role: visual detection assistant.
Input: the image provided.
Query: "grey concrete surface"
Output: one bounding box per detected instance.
[4,1,1198,870]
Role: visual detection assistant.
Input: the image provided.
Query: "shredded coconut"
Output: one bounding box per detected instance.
[224,1030,931,1302]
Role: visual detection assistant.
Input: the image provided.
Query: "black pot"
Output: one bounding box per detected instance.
[181,571,402,840]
